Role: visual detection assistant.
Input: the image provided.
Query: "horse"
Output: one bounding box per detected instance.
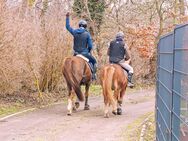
[100,64,128,118]
[62,56,92,115]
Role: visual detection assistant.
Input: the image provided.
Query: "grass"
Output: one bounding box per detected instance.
[85,84,155,96]
[81,85,102,97]
[0,103,24,117]
[121,112,155,141]
[89,85,102,96]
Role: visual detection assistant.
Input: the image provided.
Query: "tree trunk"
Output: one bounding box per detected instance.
[179,0,185,15]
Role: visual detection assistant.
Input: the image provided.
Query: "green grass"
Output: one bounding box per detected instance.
[81,85,102,96]
[89,85,102,96]
[121,112,155,141]
[86,84,155,96]
[0,103,24,117]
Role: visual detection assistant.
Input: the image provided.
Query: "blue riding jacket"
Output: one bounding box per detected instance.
[66,17,93,54]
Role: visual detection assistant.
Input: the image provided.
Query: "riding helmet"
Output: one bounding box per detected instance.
[79,20,87,28]
[116,31,124,38]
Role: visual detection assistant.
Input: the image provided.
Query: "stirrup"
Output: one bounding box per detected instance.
[92,74,97,80]
[128,82,134,88]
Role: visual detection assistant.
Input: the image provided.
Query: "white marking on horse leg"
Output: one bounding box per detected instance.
[67,98,72,115]
[104,104,109,118]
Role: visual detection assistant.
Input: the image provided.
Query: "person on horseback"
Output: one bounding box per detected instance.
[107,31,134,88]
[65,12,97,80]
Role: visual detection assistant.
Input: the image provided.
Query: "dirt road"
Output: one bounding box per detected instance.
[0,89,155,141]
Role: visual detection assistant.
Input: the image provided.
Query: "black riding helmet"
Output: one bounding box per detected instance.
[79,20,87,28]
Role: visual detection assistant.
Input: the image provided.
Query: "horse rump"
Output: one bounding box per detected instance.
[62,57,84,101]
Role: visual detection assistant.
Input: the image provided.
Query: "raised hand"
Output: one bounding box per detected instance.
[66,12,70,17]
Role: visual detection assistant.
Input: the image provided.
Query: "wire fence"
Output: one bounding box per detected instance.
[156,23,188,141]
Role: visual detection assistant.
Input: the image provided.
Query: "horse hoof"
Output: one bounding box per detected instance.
[73,107,77,112]
[84,105,90,110]
[67,113,72,116]
[112,111,117,115]
[117,108,122,115]
[104,114,109,118]
[75,102,80,109]
[84,106,90,110]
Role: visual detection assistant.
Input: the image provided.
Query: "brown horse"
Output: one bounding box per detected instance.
[100,64,128,118]
[62,56,92,115]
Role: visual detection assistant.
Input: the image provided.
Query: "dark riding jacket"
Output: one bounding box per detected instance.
[66,17,93,54]
[108,38,130,63]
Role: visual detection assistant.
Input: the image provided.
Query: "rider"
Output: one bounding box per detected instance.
[65,12,97,80]
[107,31,134,88]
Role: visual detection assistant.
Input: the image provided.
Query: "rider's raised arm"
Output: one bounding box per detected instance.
[65,13,74,35]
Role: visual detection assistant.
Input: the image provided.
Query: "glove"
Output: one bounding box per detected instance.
[66,12,69,17]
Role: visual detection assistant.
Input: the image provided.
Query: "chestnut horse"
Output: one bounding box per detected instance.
[100,64,128,118]
[62,56,92,115]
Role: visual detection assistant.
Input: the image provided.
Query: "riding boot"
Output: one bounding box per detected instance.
[92,64,97,80]
[128,73,134,88]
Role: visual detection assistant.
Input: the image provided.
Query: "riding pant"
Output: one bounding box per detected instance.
[118,59,134,74]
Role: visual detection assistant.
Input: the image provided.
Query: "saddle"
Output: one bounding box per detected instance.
[110,62,128,75]
[76,54,94,73]
[76,54,89,62]
[120,66,129,75]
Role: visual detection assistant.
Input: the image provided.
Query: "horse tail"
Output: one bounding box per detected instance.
[102,66,115,105]
[63,58,84,101]
[70,61,84,101]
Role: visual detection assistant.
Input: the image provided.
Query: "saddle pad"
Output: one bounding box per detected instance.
[123,70,128,76]
[76,54,89,62]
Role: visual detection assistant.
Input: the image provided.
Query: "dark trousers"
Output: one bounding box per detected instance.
[82,54,96,66]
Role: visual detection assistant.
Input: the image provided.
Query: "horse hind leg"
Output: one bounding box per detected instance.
[73,97,80,111]
[102,85,116,117]
[84,83,90,110]
[75,99,80,109]
[104,100,110,118]
[117,100,123,115]
[102,85,108,118]
[117,89,125,115]
[111,89,119,115]
[111,99,117,115]
[104,105,110,118]
[67,99,72,116]
[67,89,74,116]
